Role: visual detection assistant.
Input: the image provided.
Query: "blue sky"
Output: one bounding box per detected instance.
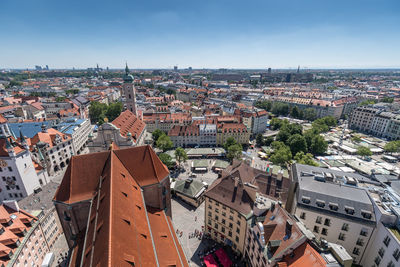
[0,0,399,69]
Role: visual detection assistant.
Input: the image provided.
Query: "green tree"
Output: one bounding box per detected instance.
[152,129,164,142]
[384,141,400,154]
[290,106,301,119]
[310,135,328,155]
[294,152,319,166]
[357,146,372,157]
[352,136,362,143]
[312,120,329,133]
[276,126,291,144]
[264,136,274,146]
[322,116,337,127]
[89,101,107,124]
[105,102,123,121]
[303,108,317,121]
[270,118,285,130]
[159,153,175,169]
[224,137,237,150]
[227,144,243,162]
[304,128,318,149]
[382,97,394,103]
[175,147,188,167]
[288,134,308,155]
[156,135,173,152]
[56,96,66,102]
[256,134,264,147]
[269,144,292,167]
[359,99,377,106]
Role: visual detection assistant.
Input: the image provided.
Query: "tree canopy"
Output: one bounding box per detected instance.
[158,153,175,169]
[357,146,372,157]
[384,141,400,154]
[156,134,173,152]
[227,144,243,162]
[89,101,123,125]
[294,152,319,166]
[175,147,188,166]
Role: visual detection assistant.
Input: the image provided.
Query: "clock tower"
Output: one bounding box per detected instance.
[122,64,137,116]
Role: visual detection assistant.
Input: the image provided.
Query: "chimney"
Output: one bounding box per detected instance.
[285,220,293,236]
[270,202,275,213]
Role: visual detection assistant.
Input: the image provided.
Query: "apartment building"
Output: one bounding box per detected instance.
[270,96,345,119]
[289,164,376,264]
[370,112,396,138]
[0,201,51,267]
[169,123,217,148]
[143,112,192,133]
[387,115,400,140]
[204,161,293,255]
[169,124,200,147]
[241,109,269,135]
[361,221,400,267]
[29,126,74,175]
[349,106,400,140]
[55,118,92,154]
[216,123,250,146]
[0,117,49,202]
[348,106,379,133]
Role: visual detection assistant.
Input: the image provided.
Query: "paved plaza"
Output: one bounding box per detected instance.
[171,158,222,266]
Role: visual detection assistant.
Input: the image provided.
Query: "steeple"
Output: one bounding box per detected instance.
[125,62,129,75]
[123,63,134,83]
[122,63,137,116]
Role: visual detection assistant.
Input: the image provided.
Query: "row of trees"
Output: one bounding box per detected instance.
[262,117,334,166]
[89,101,123,125]
[384,141,400,154]
[255,100,318,121]
[152,129,189,169]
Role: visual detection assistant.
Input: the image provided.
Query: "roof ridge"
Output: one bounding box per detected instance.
[146,145,159,178]
[108,150,115,266]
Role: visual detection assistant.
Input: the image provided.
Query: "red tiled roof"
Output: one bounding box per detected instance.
[54,145,186,267]
[0,114,7,123]
[280,242,326,267]
[29,128,71,149]
[112,110,146,142]
[0,204,37,265]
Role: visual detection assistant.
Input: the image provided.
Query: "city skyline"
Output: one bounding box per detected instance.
[1,0,400,69]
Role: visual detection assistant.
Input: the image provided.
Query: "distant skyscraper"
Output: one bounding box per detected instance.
[268,67,272,74]
[174,65,178,71]
[297,65,300,73]
[45,65,49,70]
[35,65,42,70]
[123,64,137,116]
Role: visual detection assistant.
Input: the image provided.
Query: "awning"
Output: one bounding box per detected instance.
[195,167,207,171]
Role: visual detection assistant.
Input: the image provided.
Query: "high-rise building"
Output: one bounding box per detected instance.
[122,64,137,116]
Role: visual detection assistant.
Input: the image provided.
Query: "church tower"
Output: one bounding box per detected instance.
[123,63,137,116]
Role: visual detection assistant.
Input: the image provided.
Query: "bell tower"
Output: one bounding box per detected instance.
[123,63,137,116]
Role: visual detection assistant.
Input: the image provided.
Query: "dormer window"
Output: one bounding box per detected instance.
[361,210,372,219]
[329,203,338,211]
[345,206,355,215]
[301,196,310,204]
[316,200,325,208]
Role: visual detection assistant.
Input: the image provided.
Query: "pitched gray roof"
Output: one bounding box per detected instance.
[293,164,375,222]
